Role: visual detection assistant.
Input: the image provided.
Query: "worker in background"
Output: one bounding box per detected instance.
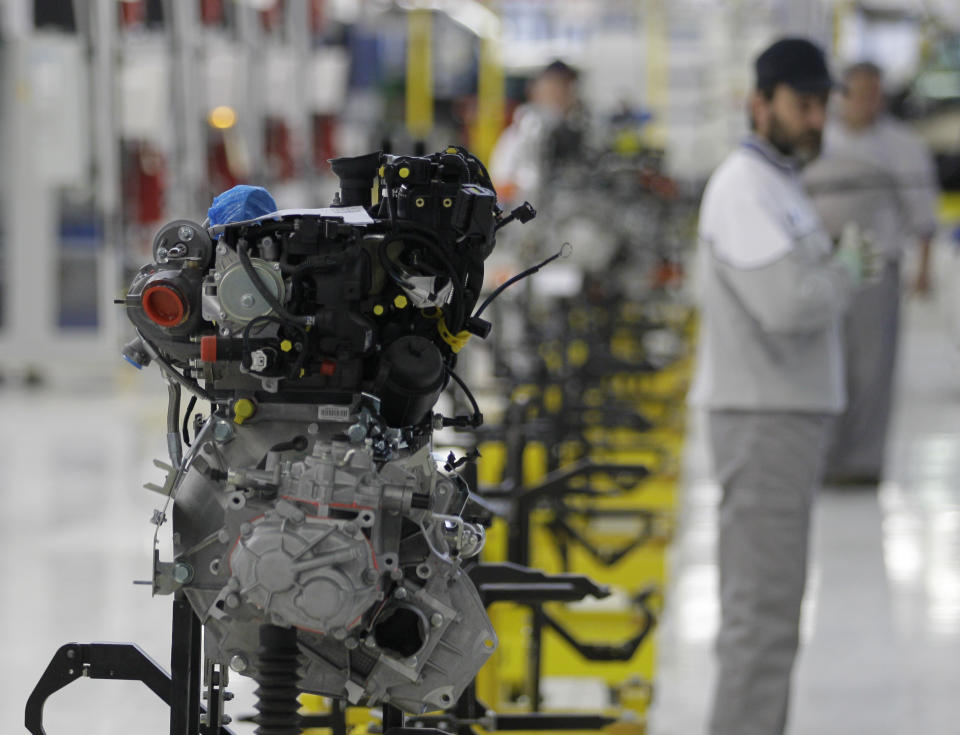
[487,59,584,286]
[803,61,940,486]
[489,59,582,208]
[689,38,866,735]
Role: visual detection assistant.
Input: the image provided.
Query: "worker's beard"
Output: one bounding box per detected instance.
[767,111,822,166]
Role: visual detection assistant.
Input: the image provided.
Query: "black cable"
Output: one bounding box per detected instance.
[181,394,198,447]
[237,238,311,327]
[376,227,468,331]
[445,366,483,428]
[397,228,467,330]
[137,329,215,402]
[473,244,571,319]
[241,315,309,380]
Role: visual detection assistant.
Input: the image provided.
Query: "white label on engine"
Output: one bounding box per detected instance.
[318,405,353,422]
[260,206,374,225]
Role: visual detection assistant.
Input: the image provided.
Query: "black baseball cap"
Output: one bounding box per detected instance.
[540,59,579,81]
[755,38,835,93]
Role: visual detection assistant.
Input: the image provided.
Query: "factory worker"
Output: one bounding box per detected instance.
[689,38,864,735]
[804,61,940,485]
[489,59,581,207]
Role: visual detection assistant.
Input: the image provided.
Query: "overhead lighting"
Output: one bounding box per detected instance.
[208,105,237,130]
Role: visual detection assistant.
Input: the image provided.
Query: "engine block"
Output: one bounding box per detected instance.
[123,146,529,713]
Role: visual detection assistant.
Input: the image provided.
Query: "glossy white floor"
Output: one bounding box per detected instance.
[5,280,960,735]
[650,293,960,735]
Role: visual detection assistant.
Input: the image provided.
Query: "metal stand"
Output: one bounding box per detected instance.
[25,596,234,735]
[405,680,618,733]
[468,562,656,723]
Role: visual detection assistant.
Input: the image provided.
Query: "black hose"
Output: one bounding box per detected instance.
[181,394,198,447]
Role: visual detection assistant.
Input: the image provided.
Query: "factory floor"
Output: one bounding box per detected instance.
[650,294,960,735]
[3,287,960,735]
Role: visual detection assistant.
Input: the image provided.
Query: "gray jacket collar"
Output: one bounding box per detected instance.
[740,134,800,175]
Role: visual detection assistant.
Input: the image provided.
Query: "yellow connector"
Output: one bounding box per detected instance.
[233,398,256,425]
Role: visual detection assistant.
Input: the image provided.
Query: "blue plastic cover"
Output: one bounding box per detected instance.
[207,185,278,226]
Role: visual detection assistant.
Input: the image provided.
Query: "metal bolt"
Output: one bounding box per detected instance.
[365,636,378,649]
[217,244,227,255]
[362,569,379,585]
[406,656,418,667]
[172,563,193,584]
[229,655,248,673]
[225,593,241,609]
[346,423,367,443]
[240,293,255,308]
[345,637,359,650]
[219,311,227,320]
[342,522,358,536]
[430,613,444,628]
[212,421,234,442]
[209,559,222,575]
[332,628,348,641]
[240,523,253,538]
[66,649,76,659]
[222,715,233,725]
[178,225,194,241]
[156,246,169,260]
[219,327,231,337]
[273,262,281,270]
[395,587,408,600]
[217,529,231,544]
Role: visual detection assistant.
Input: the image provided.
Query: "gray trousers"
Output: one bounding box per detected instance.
[825,261,900,480]
[707,410,832,735]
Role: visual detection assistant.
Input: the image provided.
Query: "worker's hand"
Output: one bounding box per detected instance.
[860,231,884,283]
[834,222,882,285]
[834,222,865,284]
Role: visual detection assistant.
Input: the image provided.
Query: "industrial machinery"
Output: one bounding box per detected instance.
[26,146,537,735]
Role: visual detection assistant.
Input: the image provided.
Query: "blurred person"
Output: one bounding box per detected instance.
[804,61,940,485]
[689,38,863,735]
[489,59,582,207]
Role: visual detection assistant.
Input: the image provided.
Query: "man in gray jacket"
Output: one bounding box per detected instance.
[804,61,939,485]
[689,38,859,735]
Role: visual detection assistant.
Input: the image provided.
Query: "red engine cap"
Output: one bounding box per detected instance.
[142,284,187,328]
